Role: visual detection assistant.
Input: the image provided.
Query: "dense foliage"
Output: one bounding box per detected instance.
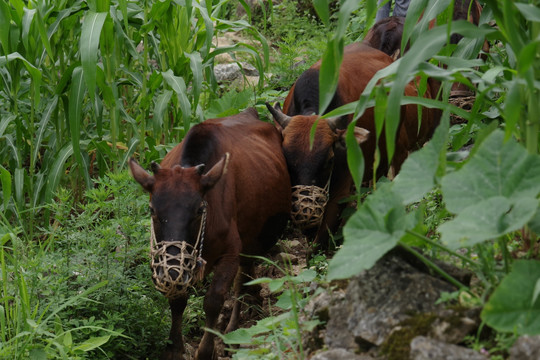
[1,0,540,358]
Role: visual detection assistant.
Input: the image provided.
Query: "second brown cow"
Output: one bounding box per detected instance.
[267,42,439,250]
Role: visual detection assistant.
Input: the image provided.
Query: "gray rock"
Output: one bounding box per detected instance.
[286,239,302,249]
[310,348,374,360]
[213,63,258,82]
[410,336,488,360]
[303,290,339,323]
[276,252,298,265]
[509,335,540,360]
[325,254,455,350]
[428,308,480,344]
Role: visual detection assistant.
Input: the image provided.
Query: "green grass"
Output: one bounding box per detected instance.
[0,171,216,358]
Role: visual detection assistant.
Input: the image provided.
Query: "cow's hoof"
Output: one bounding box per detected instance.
[160,345,185,360]
[194,347,216,360]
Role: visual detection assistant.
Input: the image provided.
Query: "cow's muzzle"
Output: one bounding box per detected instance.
[149,202,207,299]
[150,239,205,299]
[290,185,329,230]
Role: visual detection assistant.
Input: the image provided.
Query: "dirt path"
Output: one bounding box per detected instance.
[184,228,311,359]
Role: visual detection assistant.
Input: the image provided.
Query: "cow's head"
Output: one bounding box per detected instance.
[129,154,229,298]
[266,102,368,230]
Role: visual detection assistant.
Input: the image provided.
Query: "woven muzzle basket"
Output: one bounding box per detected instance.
[290,184,329,230]
[149,217,206,299]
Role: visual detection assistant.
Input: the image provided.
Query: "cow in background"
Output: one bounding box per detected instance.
[267,42,439,251]
[364,0,489,97]
[130,108,291,359]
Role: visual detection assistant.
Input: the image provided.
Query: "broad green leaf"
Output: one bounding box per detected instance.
[193,2,213,57]
[482,260,540,335]
[32,96,58,171]
[31,172,45,208]
[514,3,540,23]
[162,69,191,130]
[69,66,92,189]
[441,130,540,214]
[0,1,11,54]
[528,206,540,235]
[327,183,416,280]
[275,289,292,310]
[268,278,285,293]
[14,168,24,210]
[346,120,365,197]
[439,196,539,249]
[44,144,74,204]
[318,38,343,115]
[393,116,449,204]
[335,0,361,39]
[0,114,15,139]
[291,269,317,284]
[185,51,203,110]
[81,11,107,102]
[204,89,251,119]
[119,137,140,170]
[0,52,42,107]
[74,335,110,351]
[28,348,47,360]
[313,0,330,27]
[21,8,36,53]
[0,165,11,211]
[154,89,172,137]
[503,80,522,141]
[35,10,54,60]
[222,328,254,344]
[63,330,73,347]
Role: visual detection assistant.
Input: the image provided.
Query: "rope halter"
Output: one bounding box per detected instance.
[149,201,208,299]
[290,174,331,231]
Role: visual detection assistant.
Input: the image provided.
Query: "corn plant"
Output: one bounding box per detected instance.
[0,0,268,237]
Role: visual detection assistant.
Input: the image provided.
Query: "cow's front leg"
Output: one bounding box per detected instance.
[161,295,188,360]
[195,254,240,360]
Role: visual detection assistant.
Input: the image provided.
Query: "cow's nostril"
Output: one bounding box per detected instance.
[168,269,179,281]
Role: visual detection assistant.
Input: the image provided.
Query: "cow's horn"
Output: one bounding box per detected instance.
[326,116,348,132]
[150,161,161,173]
[266,102,291,129]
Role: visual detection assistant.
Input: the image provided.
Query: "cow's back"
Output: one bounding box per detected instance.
[284,43,394,120]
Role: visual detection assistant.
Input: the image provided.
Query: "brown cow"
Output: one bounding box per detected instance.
[130,108,291,360]
[267,42,439,250]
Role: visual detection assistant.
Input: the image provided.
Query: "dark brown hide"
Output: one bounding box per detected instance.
[273,43,439,250]
[130,108,291,360]
[363,16,406,60]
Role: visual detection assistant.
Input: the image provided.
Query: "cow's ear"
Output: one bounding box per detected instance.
[201,153,230,190]
[129,158,155,192]
[353,127,369,144]
[336,127,370,145]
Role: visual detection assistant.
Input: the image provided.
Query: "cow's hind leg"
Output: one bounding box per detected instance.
[195,254,239,360]
[224,261,262,334]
